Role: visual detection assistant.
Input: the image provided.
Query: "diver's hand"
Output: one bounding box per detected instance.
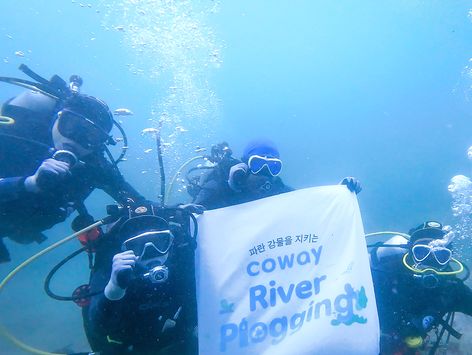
[24,158,71,193]
[178,203,206,215]
[104,250,137,301]
[228,163,248,192]
[340,177,362,194]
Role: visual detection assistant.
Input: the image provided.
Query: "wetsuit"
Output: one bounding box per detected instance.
[370,248,472,354]
[0,91,144,262]
[193,160,293,210]
[86,212,198,355]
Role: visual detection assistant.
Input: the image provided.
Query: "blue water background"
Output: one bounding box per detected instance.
[0,1,471,353]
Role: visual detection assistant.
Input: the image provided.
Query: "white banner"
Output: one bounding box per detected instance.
[196,186,379,355]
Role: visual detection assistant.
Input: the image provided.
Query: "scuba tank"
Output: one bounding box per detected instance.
[1,90,58,140]
[369,234,409,270]
[0,65,80,149]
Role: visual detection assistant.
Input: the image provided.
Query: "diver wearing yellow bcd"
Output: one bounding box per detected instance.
[369,221,472,355]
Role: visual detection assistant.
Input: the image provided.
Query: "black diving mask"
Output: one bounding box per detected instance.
[57,109,111,149]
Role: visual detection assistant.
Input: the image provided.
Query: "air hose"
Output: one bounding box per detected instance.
[0,77,60,100]
[365,231,410,249]
[365,231,410,239]
[164,155,205,205]
[44,247,102,302]
[155,121,167,205]
[112,119,128,164]
[0,221,103,355]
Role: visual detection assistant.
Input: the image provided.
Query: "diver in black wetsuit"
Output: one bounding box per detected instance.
[85,204,198,355]
[369,221,472,355]
[0,70,145,262]
[191,139,361,210]
[191,139,293,209]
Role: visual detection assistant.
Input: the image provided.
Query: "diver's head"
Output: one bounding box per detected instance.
[210,141,232,162]
[119,215,174,283]
[242,139,282,177]
[401,221,464,288]
[52,94,113,156]
[406,221,453,272]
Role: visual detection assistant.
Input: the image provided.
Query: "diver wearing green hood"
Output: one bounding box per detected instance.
[370,221,472,354]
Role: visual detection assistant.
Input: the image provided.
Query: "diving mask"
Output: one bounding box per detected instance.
[412,244,452,266]
[122,230,174,259]
[57,109,111,149]
[402,253,464,277]
[247,155,282,176]
[122,229,174,284]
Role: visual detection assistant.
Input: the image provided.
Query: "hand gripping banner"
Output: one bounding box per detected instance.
[196,186,379,355]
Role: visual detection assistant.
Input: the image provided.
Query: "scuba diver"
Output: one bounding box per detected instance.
[0,65,145,262]
[369,221,472,354]
[190,138,361,210]
[84,202,198,355]
[186,141,245,209]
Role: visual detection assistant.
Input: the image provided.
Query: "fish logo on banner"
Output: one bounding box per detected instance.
[196,186,379,355]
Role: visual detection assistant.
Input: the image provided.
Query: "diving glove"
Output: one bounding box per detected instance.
[178,203,206,215]
[340,177,362,194]
[104,250,137,301]
[24,158,71,193]
[228,163,249,192]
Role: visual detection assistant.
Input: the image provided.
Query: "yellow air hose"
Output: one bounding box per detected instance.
[0,221,103,355]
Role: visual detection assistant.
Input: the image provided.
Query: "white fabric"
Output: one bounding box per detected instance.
[196,185,379,355]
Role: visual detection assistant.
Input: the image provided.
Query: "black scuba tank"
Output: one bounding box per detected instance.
[1,90,60,143]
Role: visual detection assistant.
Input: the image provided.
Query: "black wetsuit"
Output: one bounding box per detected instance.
[0,92,144,261]
[370,249,472,354]
[86,212,198,355]
[192,160,293,210]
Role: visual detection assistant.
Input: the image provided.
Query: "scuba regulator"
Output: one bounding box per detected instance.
[112,204,178,285]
